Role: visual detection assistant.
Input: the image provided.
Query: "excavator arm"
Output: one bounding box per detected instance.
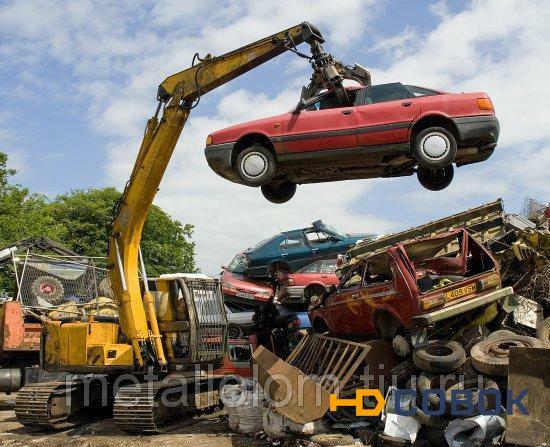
[107,22,370,369]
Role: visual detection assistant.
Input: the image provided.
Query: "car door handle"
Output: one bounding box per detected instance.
[401,101,412,107]
[341,110,353,115]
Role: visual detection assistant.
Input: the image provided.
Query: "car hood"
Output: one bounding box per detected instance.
[211,113,288,138]
[221,271,273,294]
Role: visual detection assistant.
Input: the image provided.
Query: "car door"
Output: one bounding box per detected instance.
[358,255,398,334]
[282,91,358,155]
[277,233,312,271]
[326,262,366,335]
[304,230,337,260]
[356,83,420,148]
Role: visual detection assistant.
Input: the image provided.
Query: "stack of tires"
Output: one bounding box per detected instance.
[382,329,546,447]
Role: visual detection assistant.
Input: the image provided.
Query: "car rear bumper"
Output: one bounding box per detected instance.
[204,142,242,183]
[411,286,514,327]
[452,115,500,146]
[277,286,306,303]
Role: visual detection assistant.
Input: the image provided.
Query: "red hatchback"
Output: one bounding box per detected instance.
[205,82,499,203]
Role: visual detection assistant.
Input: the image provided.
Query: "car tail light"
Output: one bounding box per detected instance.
[476,98,494,111]
[420,293,445,310]
[206,134,213,145]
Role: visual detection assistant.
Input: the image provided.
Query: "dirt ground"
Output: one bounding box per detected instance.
[0,395,267,447]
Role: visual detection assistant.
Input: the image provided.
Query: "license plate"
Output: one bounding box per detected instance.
[445,283,476,301]
[236,291,254,300]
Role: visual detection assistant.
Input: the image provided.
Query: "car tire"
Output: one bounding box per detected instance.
[417,165,454,191]
[416,372,451,410]
[228,324,244,339]
[444,378,500,414]
[470,334,545,376]
[414,405,449,430]
[537,317,550,347]
[377,433,412,447]
[310,434,355,447]
[413,126,457,169]
[235,144,276,186]
[30,276,65,305]
[261,179,296,204]
[412,340,466,373]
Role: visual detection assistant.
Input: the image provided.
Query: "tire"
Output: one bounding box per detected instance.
[414,405,449,430]
[417,372,453,410]
[235,144,276,186]
[444,378,500,413]
[304,285,326,305]
[310,434,355,447]
[412,340,466,373]
[377,433,411,447]
[30,276,65,305]
[413,126,457,169]
[470,334,546,376]
[537,317,550,347]
[227,324,244,339]
[487,329,517,340]
[392,334,411,357]
[261,179,296,204]
[417,165,454,191]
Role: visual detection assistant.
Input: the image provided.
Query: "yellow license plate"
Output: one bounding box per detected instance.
[445,283,476,301]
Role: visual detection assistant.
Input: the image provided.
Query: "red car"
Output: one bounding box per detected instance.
[308,229,511,340]
[276,259,340,305]
[205,82,499,203]
[221,256,274,309]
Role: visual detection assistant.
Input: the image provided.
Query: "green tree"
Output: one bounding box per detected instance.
[46,187,196,276]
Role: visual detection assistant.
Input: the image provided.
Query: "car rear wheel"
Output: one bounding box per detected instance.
[413,126,457,169]
[417,165,454,191]
[261,179,296,204]
[228,324,244,339]
[235,144,276,186]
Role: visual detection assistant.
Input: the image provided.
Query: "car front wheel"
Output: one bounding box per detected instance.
[261,179,296,203]
[235,144,276,186]
[417,165,454,191]
[413,126,457,169]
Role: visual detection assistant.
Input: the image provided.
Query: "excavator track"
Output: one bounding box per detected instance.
[15,381,82,430]
[15,380,111,430]
[113,379,220,434]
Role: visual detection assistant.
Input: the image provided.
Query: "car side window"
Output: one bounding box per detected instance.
[364,256,393,286]
[279,236,305,249]
[362,83,412,105]
[320,260,337,273]
[300,261,321,273]
[406,85,440,97]
[304,90,359,112]
[305,231,329,245]
[339,263,365,290]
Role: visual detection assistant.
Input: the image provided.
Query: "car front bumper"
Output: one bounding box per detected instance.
[452,115,500,146]
[204,142,242,183]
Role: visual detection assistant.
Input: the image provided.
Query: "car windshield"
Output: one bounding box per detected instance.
[322,223,341,236]
[227,253,248,273]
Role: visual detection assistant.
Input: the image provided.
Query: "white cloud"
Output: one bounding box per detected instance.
[1,0,550,274]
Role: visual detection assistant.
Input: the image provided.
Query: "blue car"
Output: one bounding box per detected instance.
[238,220,375,278]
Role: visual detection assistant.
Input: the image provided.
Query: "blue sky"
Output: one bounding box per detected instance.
[1,0,549,274]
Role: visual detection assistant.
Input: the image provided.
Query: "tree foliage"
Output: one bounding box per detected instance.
[0,152,196,293]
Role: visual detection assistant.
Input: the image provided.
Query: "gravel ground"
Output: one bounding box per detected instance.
[0,395,267,447]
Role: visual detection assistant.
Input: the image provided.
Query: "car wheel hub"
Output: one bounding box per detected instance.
[241,152,268,179]
[420,133,450,160]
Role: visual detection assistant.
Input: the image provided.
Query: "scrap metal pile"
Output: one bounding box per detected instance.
[220,198,550,447]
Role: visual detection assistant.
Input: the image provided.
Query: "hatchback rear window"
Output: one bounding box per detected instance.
[405,85,441,97]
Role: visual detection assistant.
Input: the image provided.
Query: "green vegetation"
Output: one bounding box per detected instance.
[0,152,196,293]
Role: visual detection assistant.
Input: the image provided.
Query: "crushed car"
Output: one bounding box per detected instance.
[309,228,512,340]
[237,220,373,278]
[205,82,499,203]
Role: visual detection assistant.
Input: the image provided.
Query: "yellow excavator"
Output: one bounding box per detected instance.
[14,22,370,433]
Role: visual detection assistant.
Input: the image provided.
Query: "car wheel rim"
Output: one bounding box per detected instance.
[241,152,268,179]
[420,132,450,160]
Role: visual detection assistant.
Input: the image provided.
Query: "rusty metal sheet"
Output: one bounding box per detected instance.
[0,301,40,353]
[253,334,397,424]
[505,347,550,446]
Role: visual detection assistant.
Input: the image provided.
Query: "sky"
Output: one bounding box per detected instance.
[1,0,549,275]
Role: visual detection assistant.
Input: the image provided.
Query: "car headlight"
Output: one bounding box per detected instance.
[206,134,213,146]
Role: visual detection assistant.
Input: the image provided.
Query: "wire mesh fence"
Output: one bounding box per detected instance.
[14,252,109,309]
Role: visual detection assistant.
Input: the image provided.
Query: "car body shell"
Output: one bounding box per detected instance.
[205,83,499,185]
[309,228,503,337]
[277,259,340,304]
[241,222,373,278]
